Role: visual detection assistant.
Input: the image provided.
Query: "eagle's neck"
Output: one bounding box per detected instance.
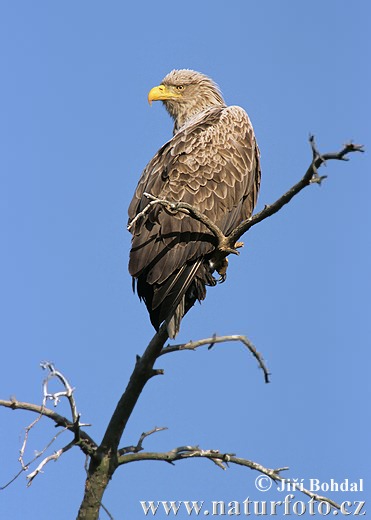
[164,93,225,134]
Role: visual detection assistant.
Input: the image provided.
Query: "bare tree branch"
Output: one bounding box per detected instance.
[160,334,270,383]
[0,371,99,491]
[0,399,97,458]
[119,426,168,456]
[0,426,66,491]
[1,364,99,489]
[18,406,46,470]
[41,362,79,423]
[26,438,76,486]
[118,446,343,511]
[228,138,364,245]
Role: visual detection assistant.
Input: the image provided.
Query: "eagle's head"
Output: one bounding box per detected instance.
[148,69,225,132]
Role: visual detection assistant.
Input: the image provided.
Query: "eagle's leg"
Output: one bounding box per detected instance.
[216,258,228,283]
[211,241,245,283]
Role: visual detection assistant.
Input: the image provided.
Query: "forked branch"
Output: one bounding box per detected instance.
[0,364,97,489]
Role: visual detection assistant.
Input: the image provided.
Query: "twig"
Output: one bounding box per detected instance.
[17,361,85,475]
[0,426,66,491]
[160,334,270,383]
[26,438,75,486]
[18,406,46,470]
[119,426,168,455]
[41,362,79,423]
[99,502,115,520]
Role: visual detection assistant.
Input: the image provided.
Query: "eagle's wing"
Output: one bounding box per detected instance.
[128,105,260,333]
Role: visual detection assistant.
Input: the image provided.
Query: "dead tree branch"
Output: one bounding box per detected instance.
[0,399,97,457]
[118,445,343,511]
[160,334,270,383]
[228,138,364,245]
[1,426,68,490]
[0,365,98,489]
[18,406,46,471]
[119,426,168,455]
[26,438,76,486]
[41,362,79,423]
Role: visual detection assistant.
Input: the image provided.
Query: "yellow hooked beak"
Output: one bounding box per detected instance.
[148,84,182,105]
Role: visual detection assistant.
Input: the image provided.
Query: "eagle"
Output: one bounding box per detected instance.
[128,69,261,338]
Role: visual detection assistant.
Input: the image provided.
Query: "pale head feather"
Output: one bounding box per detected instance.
[160,69,225,132]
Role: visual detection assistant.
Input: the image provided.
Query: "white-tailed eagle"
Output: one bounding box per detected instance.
[128,69,261,338]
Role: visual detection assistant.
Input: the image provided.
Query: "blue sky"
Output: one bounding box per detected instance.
[0,1,369,518]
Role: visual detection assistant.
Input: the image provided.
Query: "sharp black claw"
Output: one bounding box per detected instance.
[217,274,227,283]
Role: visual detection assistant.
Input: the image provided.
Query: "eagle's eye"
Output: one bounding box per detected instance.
[175,85,184,91]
